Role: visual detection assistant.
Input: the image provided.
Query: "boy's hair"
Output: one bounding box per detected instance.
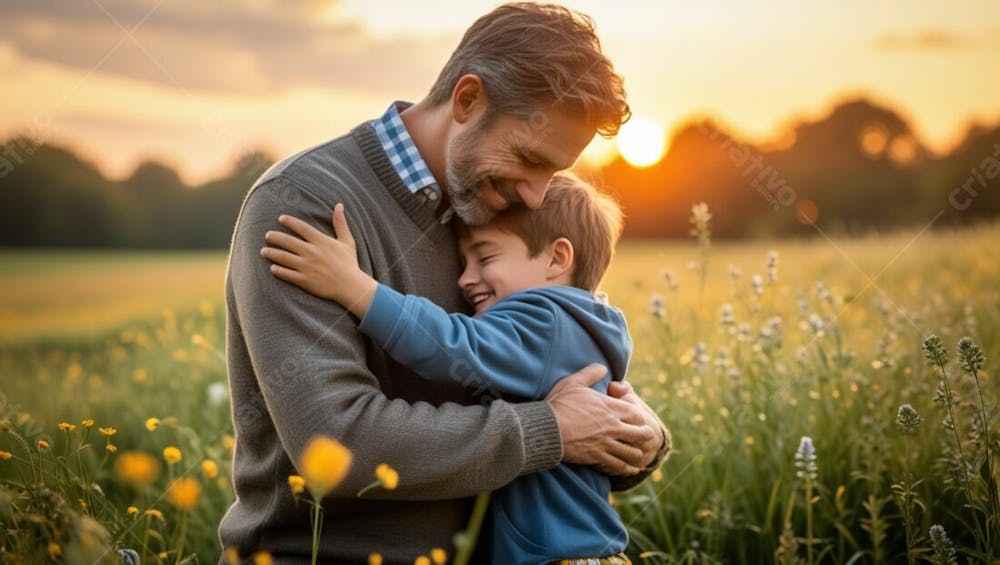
[426,2,630,138]
[459,172,624,292]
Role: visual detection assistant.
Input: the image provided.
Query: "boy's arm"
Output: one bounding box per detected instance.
[359,283,559,399]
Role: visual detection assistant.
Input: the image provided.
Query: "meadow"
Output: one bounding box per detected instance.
[1,219,998,563]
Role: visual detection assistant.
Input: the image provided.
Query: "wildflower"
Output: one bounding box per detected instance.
[806,314,825,336]
[689,202,712,242]
[375,463,399,490]
[144,508,164,521]
[48,542,61,558]
[750,274,763,297]
[0,450,11,460]
[106,444,117,453]
[727,264,742,281]
[430,548,447,565]
[795,436,817,481]
[114,451,161,485]
[223,548,240,565]
[145,417,160,432]
[163,446,182,464]
[896,404,922,433]
[222,434,236,451]
[957,336,984,373]
[719,303,734,327]
[766,250,778,284]
[414,556,431,565]
[166,477,202,511]
[650,294,664,318]
[37,439,49,450]
[99,426,117,437]
[252,551,273,565]
[288,474,306,495]
[652,468,663,482]
[127,506,139,515]
[928,525,957,565]
[933,381,956,408]
[191,334,208,347]
[201,459,219,479]
[58,422,76,432]
[368,553,383,565]
[921,335,950,366]
[207,382,228,406]
[81,418,94,428]
[300,436,353,498]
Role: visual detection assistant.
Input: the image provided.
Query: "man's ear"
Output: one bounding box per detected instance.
[546,237,575,281]
[451,74,487,125]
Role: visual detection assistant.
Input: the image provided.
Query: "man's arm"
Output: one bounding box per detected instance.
[229,177,562,499]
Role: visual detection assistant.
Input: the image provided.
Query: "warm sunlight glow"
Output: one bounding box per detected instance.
[616,117,667,168]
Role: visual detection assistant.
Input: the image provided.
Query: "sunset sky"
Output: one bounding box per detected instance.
[1,0,999,184]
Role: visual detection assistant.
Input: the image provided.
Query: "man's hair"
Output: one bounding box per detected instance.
[426,2,630,138]
[459,171,624,292]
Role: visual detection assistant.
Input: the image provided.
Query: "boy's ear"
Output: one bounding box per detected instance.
[546,237,575,281]
[451,74,487,125]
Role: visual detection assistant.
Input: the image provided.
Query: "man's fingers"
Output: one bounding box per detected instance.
[278,214,323,244]
[260,246,306,270]
[332,203,356,247]
[606,380,633,398]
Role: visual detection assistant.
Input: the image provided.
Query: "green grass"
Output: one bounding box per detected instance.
[1,222,998,563]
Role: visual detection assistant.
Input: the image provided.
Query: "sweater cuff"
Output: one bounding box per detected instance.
[358,283,405,347]
[513,401,562,475]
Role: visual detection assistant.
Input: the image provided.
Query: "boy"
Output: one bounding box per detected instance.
[262,172,661,564]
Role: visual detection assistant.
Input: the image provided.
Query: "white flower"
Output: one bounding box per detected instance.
[207,382,229,406]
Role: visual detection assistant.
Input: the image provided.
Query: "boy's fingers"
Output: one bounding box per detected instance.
[278,214,323,243]
[260,246,305,270]
[269,263,305,285]
[332,203,355,247]
[264,230,310,255]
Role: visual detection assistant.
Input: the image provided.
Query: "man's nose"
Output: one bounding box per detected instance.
[516,172,553,210]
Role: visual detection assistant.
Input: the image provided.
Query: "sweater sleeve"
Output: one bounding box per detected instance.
[227,177,562,500]
[359,284,559,399]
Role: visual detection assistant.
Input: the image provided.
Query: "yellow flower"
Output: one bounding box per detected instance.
[368,553,383,565]
[127,506,139,515]
[414,556,430,565]
[223,547,240,565]
[299,436,352,498]
[163,446,182,464]
[201,459,219,479]
[166,477,202,511]
[0,451,12,460]
[47,542,61,558]
[58,422,76,432]
[37,439,49,450]
[375,463,399,490]
[191,334,208,347]
[430,548,447,565]
[252,551,273,565]
[99,427,117,437]
[81,418,94,428]
[114,451,161,485]
[143,508,164,521]
[287,474,306,495]
[145,418,160,432]
[652,468,663,483]
[106,444,117,453]
[222,434,236,451]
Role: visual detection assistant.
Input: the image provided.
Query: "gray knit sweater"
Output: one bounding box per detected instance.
[219,122,565,563]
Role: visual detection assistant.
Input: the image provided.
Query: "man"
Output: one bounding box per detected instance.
[220,4,670,562]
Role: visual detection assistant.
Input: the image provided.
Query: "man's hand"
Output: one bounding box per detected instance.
[607,379,665,471]
[260,204,377,317]
[545,364,659,476]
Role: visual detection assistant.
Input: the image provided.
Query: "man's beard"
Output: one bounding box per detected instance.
[445,126,520,226]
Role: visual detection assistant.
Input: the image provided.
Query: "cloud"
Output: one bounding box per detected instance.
[0,0,456,95]
[874,29,970,50]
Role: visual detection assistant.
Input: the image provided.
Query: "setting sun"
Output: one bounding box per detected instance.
[616,116,667,168]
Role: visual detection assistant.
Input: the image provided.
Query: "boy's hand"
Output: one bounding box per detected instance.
[260,204,377,317]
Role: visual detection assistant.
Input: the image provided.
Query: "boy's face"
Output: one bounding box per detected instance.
[457,224,559,316]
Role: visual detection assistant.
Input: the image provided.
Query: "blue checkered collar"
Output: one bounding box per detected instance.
[372,101,443,206]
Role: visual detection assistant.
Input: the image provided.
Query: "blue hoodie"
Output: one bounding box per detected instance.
[359,283,632,564]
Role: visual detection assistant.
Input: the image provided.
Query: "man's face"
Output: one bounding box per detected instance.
[457,224,558,316]
[445,108,594,226]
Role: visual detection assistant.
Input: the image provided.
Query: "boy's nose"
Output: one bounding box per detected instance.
[457,266,476,289]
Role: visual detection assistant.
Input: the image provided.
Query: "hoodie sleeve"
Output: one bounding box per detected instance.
[359,284,558,399]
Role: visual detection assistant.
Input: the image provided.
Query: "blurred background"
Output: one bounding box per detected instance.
[2,2,999,562]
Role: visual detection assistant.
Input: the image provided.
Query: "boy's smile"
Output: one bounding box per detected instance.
[458,224,563,315]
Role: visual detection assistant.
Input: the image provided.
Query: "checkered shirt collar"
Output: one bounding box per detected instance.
[372,101,441,200]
